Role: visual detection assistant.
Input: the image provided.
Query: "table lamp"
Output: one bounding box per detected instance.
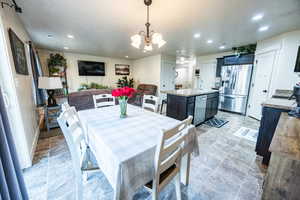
[38,77,63,107]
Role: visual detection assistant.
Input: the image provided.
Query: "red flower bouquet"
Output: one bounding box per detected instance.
[112,87,136,100]
[112,87,136,118]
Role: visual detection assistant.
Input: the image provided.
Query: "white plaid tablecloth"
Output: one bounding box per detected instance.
[78,105,199,200]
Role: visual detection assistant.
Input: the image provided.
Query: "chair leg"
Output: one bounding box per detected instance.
[160,102,164,114]
[76,175,83,200]
[82,171,88,183]
[152,190,158,200]
[175,174,182,200]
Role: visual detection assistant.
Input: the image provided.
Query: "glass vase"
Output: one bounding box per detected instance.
[119,98,128,118]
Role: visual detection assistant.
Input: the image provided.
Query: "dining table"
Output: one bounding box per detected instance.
[78,104,199,200]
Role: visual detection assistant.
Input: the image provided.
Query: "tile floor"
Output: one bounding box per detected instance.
[23,111,266,200]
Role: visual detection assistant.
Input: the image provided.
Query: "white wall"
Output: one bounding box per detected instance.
[256,30,300,94]
[175,57,196,89]
[175,68,189,87]
[0,7,38,168]
[132,54,162,92]
[196,51,232,89]
[38,49,133,92]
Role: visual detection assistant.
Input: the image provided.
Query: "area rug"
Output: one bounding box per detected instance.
[233,127,258,142]
[204,118,229,128]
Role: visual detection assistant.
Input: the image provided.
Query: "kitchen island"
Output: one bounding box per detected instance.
[164,89,219,126]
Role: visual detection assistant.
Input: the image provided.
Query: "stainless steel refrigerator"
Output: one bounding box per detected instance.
[219,65,253,114]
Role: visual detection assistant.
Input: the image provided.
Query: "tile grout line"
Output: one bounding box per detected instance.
[45,138,51,200]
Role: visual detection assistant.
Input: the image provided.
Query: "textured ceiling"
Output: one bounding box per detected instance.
[16,0,300,59]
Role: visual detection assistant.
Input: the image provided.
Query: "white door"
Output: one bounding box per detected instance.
[160,61,175,98]
[248,51,276,120]
[199,62,216,90]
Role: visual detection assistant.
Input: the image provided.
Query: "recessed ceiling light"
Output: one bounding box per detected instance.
[180,57,185,62]
[252,13,264,21]
[207,40,213,44]
[125,56,129,58]
[47,34,53,38]
[219,45,226,50]
[258,25,269,32]
[193,33,201,38]
[64,47,69,50]
[67,34,74,39]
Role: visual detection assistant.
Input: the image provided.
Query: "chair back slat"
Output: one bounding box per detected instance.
[161,135,186,159]
[61,102,71,112]
[163,116,192,140]
[142,95,159,112]
[159,148,181,174]
[159,167,179,189]
[93,94,115,108]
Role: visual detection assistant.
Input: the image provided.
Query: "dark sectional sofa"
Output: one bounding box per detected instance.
[68,84,157,110]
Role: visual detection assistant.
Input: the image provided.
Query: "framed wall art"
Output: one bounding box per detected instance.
[8,28,28,75]
[115,64,130,76]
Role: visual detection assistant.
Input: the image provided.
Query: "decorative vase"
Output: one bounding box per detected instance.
[119,98,128,118]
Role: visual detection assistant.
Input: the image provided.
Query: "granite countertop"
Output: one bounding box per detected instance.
[269,113,300,161]
[262,98,296,110]
[163,89,219,97]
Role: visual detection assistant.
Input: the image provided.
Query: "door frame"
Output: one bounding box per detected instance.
[246,48,281,119]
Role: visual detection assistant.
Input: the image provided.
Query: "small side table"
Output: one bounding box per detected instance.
[45,105,61,131]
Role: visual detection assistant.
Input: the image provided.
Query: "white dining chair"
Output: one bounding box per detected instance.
[142,95,159,112]
[57,107,98,200]
[145,116,193,200]
[93,94,116,108]
[61,102,71,112]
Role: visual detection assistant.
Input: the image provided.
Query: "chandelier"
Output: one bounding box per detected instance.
[131,0,166,52]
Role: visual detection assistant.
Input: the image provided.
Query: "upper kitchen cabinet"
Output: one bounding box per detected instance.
[223,54,255,65]
[216,54,255,77]
[216,58,224,77]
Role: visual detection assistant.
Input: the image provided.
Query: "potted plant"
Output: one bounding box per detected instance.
[47,53,67,76]
[112,87,136,118]
[117,76,134,88]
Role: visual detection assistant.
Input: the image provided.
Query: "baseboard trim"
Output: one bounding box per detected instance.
[30,126,40,165]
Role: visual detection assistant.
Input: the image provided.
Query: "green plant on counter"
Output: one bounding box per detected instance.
[78,82,110,91]
[117,76,134,88]
[232,44,257,56]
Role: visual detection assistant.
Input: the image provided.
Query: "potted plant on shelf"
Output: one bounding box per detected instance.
[112,87,136,118]
[47,53,67,76]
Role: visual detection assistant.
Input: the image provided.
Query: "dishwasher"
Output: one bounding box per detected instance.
[193,95,207,125]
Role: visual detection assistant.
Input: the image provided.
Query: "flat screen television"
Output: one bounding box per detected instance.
[78,60,105,76]
[295,46,300,72]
